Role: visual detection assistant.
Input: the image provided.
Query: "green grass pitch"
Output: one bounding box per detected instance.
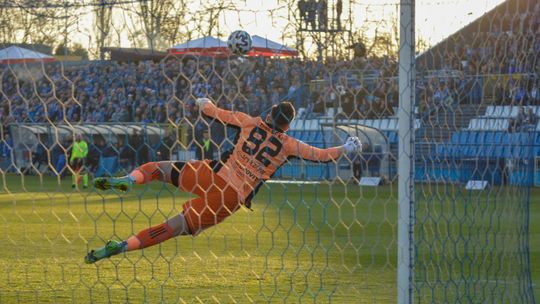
[0,174,538,303]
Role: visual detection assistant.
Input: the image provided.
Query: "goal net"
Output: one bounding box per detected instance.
[0,0,537,303]
[412,0,537,302]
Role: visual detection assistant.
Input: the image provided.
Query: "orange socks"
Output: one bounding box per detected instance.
[129,162,160,184]
[123,162,183,251]
[125,222,175,251]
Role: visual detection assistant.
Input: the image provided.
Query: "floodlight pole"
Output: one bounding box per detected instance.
[397,0,415,303]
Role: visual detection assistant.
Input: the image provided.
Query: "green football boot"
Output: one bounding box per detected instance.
[93,176,132,192]
[84,240,126,264]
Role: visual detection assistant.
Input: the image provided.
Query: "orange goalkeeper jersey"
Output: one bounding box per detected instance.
[202,102,342,206]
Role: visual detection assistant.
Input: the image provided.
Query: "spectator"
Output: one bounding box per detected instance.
[286,78,304,109]
[351,151,365,182]
[70,134,89,189]
[510,81,527,104]
[432,80,452,109]
[367,145,383,177]
[306,0,317,30]
[101,140,118,158]
[132,130,148,165]
[524,107,538,129]
[493,80,507,105]
[33,143,49,171]
[340,89,356,118]
[298,0,308,28]
[310,90,326,116]
[160,132,176,160]
[0,134,13,171]
[509,106,527,132]
[87,138,103,173]
[118,140,135,171]
[195,130,216,160]
[111,105,130,122]
[318,0,328,30]
[336,0,343,29]
[529,82,539,104]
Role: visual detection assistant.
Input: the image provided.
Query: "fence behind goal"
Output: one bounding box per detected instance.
[0,0,539,303]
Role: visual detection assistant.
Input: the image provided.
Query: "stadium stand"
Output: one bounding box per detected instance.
[1,0,539,184]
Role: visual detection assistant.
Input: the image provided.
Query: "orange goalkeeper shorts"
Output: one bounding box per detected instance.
[173,160,242,235]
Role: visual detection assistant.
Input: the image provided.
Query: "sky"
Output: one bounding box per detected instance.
[415,0,506,44]
[72,0,507,56]
[217,0,506,43]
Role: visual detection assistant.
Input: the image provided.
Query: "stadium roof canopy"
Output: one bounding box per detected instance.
[0,46,56,64]
[168,35,298,57]
[102,47,167,62]
[0,43,52,55]
[12,124,164,141]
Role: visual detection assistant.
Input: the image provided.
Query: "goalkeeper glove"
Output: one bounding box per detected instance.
[343,136,361,153]
[196,97,212,108]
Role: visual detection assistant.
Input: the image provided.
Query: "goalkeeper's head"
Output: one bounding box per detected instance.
[268,101,296,132]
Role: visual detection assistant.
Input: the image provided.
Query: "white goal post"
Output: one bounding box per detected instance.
[398,0,415,303]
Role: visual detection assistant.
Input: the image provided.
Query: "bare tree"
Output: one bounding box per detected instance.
[108,0,242,50]
[191,0,239,38]
[94,0,113,59]
[349,4,399,59]
[128,0,176,50]
[160,0,188,46]
[267,0,310,58]
[0,0,16,43]
[0,1,77,49]
[109,9,127,48]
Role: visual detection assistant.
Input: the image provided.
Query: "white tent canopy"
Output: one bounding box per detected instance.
[168,36,228,55]
[168,35,297,57]
[0,46,55,64]
[250,35,298,56]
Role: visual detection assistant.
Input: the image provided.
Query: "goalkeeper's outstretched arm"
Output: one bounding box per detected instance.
[287,136,361,162]
[197,97,255,127]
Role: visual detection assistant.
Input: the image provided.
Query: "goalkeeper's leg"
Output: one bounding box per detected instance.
[93,161,184,191]
[86,160,242,263]
[85,192,242,264]
[84,213,191,264]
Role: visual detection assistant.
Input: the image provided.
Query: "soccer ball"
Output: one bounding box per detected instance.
[227,30,252,55]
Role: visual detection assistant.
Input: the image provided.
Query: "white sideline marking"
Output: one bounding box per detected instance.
[418,280,529,285]
[266,180,321,185]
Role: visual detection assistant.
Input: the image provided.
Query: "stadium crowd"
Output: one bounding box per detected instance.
[0,56,401,145]
[0,55,397,177]
[416,1,540,111]
[0,0,538,123]
[0,58,312,126]
[1,47,538,135]
[2,14,540,130]
[1,0,540,176]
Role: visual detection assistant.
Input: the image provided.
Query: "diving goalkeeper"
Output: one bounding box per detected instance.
[85,98,361,263]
